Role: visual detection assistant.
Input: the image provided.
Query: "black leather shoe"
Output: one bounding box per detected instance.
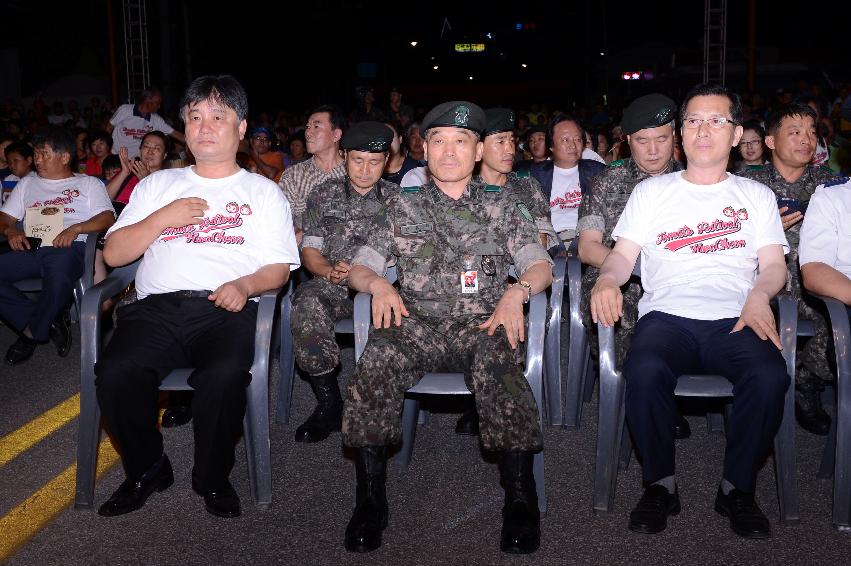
[629,485,681,534]
[49,309,72,357]
[194,480,241,518]
[98,454,174,517]
[499,451,540,554]
[674,414,691,440]
[295,369,343,443]
[714,486,771,539]
[5,337,37,366]
[161,405,192,428]
[455,407,481,436]
[795,388,831,436]
[345,446,388,553]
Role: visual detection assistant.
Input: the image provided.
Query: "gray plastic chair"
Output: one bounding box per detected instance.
[349,287,548,513]
[592,293,800,524]
[13,233,99,322]
[74,259,281,510]
[805,292,851,532]
[544,245,568,426]
[276,266,397,423]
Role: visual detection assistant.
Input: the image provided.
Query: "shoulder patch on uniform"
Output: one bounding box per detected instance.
[823,175,849,188]
[484,184,502,193]
[401,186,420,193]
[609,159,625,168]
[513,169,530,179]
[516,202,535,223]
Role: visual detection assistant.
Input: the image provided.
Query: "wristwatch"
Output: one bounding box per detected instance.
[511,280,532,304]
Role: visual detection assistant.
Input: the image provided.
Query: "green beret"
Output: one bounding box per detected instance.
[421,101,486,135]
[622,94,677,135]
[483,108,515,136]
[341,121,393,152]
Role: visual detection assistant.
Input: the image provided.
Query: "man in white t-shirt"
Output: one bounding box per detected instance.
[95,75,300,520]
[0,127,115,365]
[107,88,185,158]
[590,84,790,539]
[799,176,851,303]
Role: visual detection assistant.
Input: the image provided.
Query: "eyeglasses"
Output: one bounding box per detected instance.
[739,139,762,148]
[682,116,738,129]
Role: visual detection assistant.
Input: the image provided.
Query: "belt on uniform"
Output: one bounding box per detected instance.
[558,229,576,242]
[163,290,214,299]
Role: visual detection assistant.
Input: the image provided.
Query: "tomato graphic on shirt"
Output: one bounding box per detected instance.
[226,202,239,213]
[240,204,252,215]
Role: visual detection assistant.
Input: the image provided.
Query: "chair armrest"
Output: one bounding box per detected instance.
[596,321,618,382]
[525,291,547,379]
[353,292,372,362]
[775,294,798,379]
[80,232,100,295]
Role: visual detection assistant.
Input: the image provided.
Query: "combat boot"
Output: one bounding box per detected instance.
[294,367,343,442]
[795,384,830,436]
[499,451,540,554]
[344,446,388,553]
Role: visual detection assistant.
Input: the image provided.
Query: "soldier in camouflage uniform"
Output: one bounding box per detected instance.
[341,102,553,555]
[290,122,398,443]
[740,103,835,435]
[575,94,689,438]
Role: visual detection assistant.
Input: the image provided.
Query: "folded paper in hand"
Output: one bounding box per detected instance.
[25,205,64,247]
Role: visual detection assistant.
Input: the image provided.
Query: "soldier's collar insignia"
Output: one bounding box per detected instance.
[484,184,502,192]
[401,186,420,193]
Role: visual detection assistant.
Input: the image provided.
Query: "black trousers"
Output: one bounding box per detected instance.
[95,292,257,492]
[623,311,789,493]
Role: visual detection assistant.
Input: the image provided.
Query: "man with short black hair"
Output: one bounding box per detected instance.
[291,121,399,443]
[591,84,790,539]
[95,75,300,519]
[0,126,115,365]
[107,88,184,159]
[279,105,346,232]
[741,103,836,435]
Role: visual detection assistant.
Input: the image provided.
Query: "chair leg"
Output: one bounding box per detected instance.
[245,375,272,509]
[707,412,726,435]
[833,375,851,531]
[582,346,595,403]
[275,297,296,424]
[618,422,632,470]
[74,386,101,509]
[817,413,837,480]
[395,397,420,469]
[773,379,799,524]
[593,371,625,514]
[563,327,588,429]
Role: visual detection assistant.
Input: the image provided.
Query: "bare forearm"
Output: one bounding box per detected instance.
[253,157,281,180]
[749,261,786,301]
[301,247,334,279]
[103,215,164,266]
[598,248,634,287]
[348,264,388,294]
[802,262,851,305]
[106,170,131,199]
[0,212,18,236]
[76,211,115,235]
[233,263,290,296]
[517,260,553,295]
[578,232,611,268]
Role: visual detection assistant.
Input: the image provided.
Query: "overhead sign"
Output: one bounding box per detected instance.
[455,43,485,53]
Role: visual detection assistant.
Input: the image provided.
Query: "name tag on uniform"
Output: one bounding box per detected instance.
[462,270,479,293]
[400,222,433,236]
[323,209,346,219]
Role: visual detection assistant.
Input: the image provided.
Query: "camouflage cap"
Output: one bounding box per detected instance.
[341,121,394,152]
[421,101,486,135]
[622,93,677,135]
[483,108,516,136]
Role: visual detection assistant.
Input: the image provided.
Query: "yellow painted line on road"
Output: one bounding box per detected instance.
[0,393,81,467]
[0,437,121,561]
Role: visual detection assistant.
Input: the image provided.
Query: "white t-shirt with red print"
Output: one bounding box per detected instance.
[109,104,175,158]
[612,171,789,320]
[799,178,851,280]
[549,164,581,233]
[107,167,300,300]
[0,173,114,242]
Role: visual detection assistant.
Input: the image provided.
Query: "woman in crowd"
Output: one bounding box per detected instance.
[735,119,767,172]
[106,130,168,204]
[83,130,114,177]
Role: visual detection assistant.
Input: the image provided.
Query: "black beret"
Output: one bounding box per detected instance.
[483,108,515,136]
[621,94,677,135]
[341,121,393,152]
[421,101,486,134]
[525,125,546,139]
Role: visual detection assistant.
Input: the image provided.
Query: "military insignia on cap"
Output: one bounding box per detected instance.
[508,111,515,123]
[367,140,385,151]
[655,107,673,123]
[455,105,470,126]
[516,202,534,223]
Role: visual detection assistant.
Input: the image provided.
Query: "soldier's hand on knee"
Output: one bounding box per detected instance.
[590,279,623,327]
[371,286,408,329]
[731,291,782,350]
[479,292,525,349]
[209,280,250,312]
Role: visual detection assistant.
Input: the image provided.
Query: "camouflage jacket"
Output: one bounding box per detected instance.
[740,162,834,247]
[474,171,559,249]
[352,178,553,331]
[576,158,683,246]
[301,177,399,267]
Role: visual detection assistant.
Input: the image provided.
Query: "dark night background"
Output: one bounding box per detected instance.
[1,0,849,117]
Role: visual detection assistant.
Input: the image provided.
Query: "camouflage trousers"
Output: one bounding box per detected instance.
[290,278,353,376]
[787,251,834,397]
[342,316,543,452]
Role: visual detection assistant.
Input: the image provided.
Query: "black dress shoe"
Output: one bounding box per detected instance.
[629,485,680,534]
[5,337,37,366]
[455,407,481,436]
[161,405,193,428]
[98,455,174,517]
[714,486,771,539]
[194,480,241,518]
[49,309,72,357]
[674,414,691,440]
[795,388,831,436]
